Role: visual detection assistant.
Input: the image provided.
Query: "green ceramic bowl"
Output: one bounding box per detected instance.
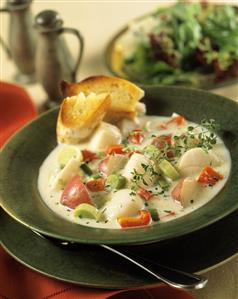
[0,86,238,245]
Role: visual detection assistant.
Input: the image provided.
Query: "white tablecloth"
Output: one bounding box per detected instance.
[1,1,238,299]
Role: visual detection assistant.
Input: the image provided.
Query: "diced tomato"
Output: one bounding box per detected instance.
[138,187,154,201]
[60,175,93,209]
[173,115,186,125]
[152,134,172,149]
[118,210,151,228]
[82,150,97,162]
[86,178,105,192]
[171,179,184,201]
[128,129,144,144]
[158,115,186,129]
[107,144,125,155]
[152,135,174,158]
[166,150,175,158]
[197,166,223,186]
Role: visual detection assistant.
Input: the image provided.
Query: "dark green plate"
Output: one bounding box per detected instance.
[1,207,238,288]
[0,86,238,245]
[105,23,238,90]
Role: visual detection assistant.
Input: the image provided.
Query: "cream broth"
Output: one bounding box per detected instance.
[38,115,231,229]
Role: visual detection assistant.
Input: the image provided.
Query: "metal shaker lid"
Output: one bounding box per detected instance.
[6,0,32,9]
[7,0,32,4]
[35,10,63,32]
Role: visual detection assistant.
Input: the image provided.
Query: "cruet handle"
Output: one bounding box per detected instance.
[59,27,84,81]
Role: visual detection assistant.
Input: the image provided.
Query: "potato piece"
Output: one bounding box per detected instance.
[99,154,128,176]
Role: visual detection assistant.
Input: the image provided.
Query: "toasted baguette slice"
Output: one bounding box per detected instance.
[61,76,144,123]
[57,92,111,144]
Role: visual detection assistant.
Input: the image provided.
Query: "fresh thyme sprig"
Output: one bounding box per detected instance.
[172,119,219,157]
[130,162,159,188]
[130,168,147,187]
[128,119,219,191]
[141,163,159,177]
[201,119,220,132]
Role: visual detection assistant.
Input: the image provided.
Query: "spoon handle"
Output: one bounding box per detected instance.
[101,244,207,290]
[31,230,207,290]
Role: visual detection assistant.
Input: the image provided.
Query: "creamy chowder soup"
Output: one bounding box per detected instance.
[38,114,231,229]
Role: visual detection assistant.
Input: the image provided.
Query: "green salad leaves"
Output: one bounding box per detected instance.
[122,2,238,86]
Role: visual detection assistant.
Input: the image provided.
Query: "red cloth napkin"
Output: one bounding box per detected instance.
[0,81,37,147]
[0,81,196,299]
[0,247,195,299]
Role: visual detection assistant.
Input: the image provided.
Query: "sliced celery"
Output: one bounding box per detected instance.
[74,203,101,220]
[80,163,93,176]
[158,177,170,190]
[91,173,102,179]
[144,145,161,160]
[158,159,180,180]
[58,146,79,168]
[106,174,127,190]
[148,208,160,221]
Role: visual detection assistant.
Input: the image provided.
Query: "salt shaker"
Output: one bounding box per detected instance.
[34,10,84,108]
[0,0,36,84]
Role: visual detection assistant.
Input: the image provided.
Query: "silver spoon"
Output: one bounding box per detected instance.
[101,244,207,290]
[32,230,207,290]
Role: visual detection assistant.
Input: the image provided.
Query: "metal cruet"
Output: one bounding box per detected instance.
[34,10,84,108]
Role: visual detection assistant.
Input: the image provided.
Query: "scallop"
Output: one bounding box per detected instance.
[122,153,155,187]
[104,189,144,220]
[89,122,122,151]
[179,147,221,177]
[180,178,201,207]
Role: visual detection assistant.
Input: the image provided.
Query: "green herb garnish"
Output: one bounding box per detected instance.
[148,208,160,221]
[80,163,93,176]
